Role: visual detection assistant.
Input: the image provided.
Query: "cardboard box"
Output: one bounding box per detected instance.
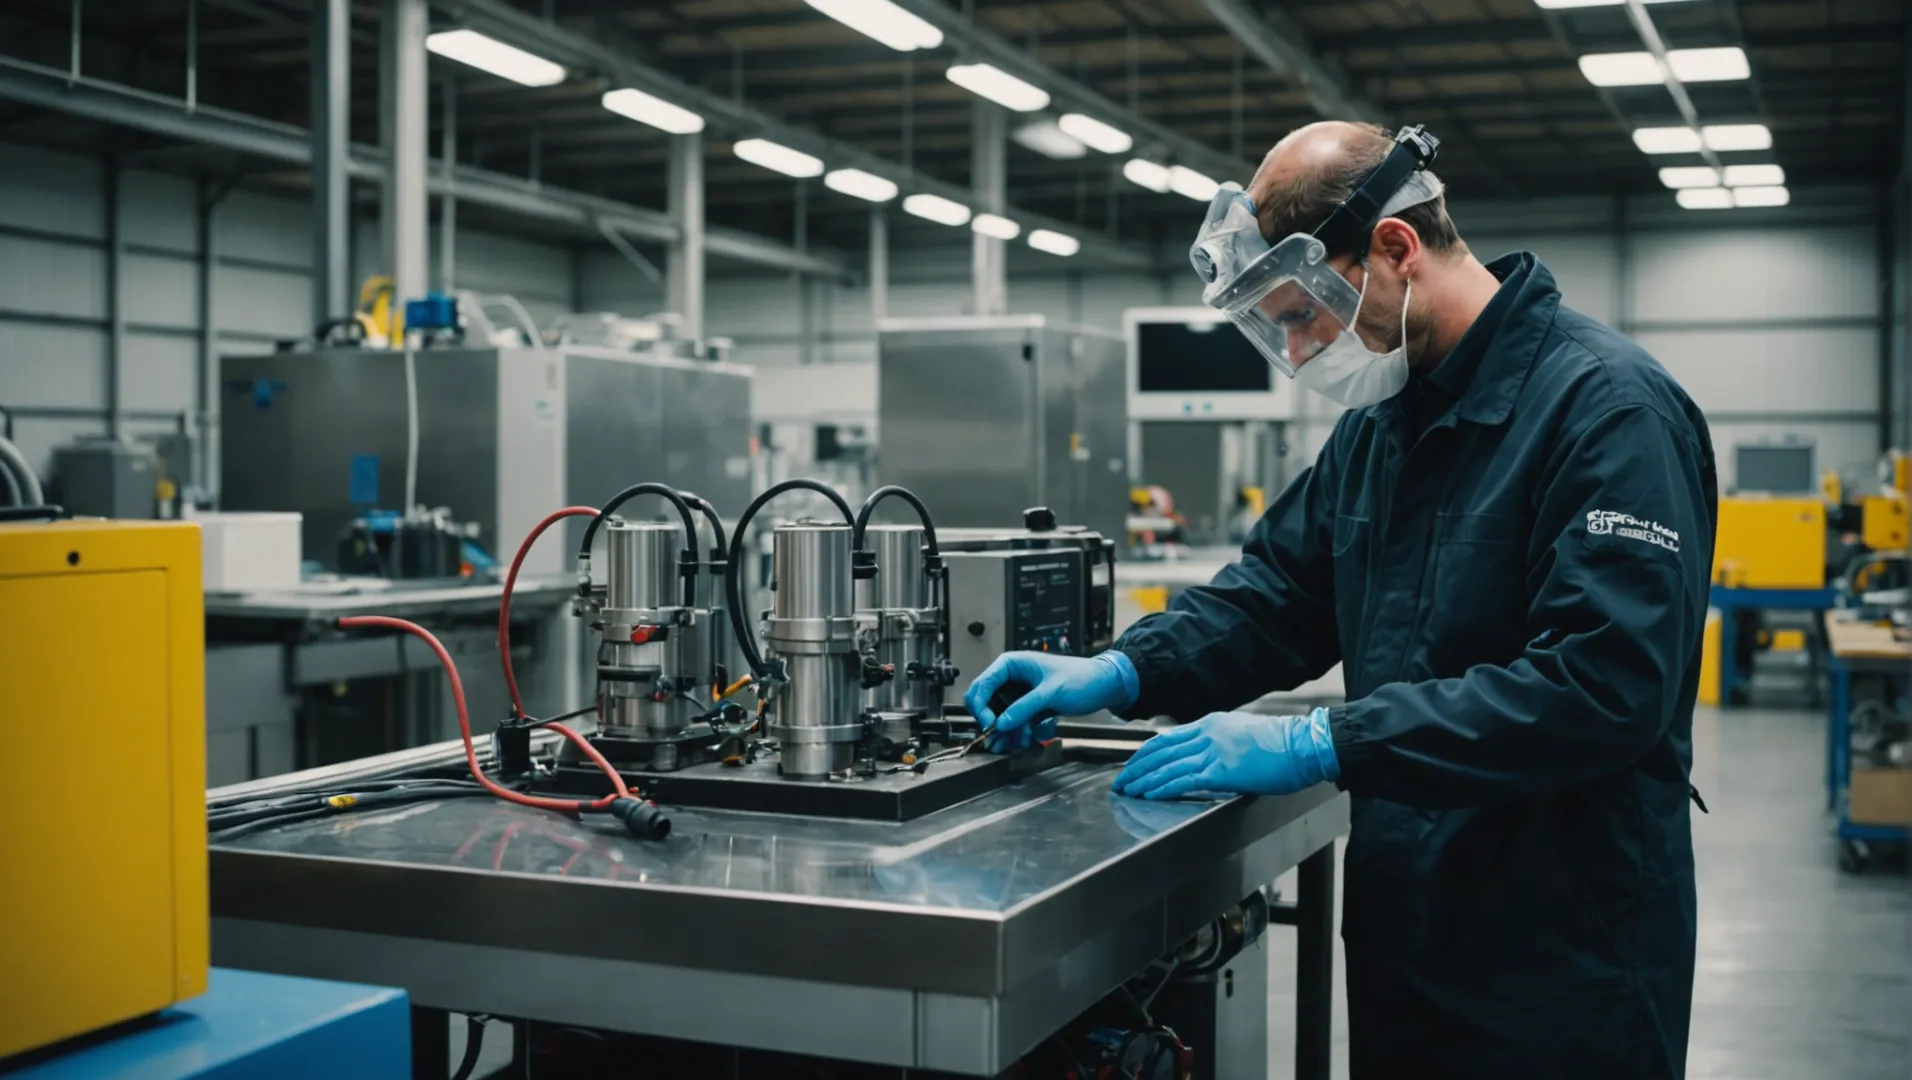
[1849,767,1912,826]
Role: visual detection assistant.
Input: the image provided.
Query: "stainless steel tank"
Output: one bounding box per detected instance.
[596,521,709,752]
[855,525,943,731]
[764,522,861,779]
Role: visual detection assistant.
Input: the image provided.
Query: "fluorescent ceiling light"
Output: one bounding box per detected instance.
[902,193,971,227]
[1012,119,1087,160]
[1535,0,1680,7]
[1667,46,1750,82]
[972,213,1021,240]
[1632,126,1703,154]
[1057,113,1134,154]
[1168,165,1220,201]
[824,168,898,202]
[945,63,1051,112]
[733,138,824,178]
[803,0,942,51]
[1658,166,1720,189]
[1579,52,1664,87]
[1676,188,1734,210]
[1722,163,1785,187]
[601,88,705,134]
[1028,229,1081,257]
[1123,158,1172,193]
[425,30,565,87]
[1733,185,1790,208]
[1702,123,1773,151]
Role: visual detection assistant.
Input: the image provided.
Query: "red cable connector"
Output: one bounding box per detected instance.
[498,505,603,720]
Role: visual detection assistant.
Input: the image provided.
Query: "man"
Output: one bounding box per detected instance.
[966,122,1716,1078]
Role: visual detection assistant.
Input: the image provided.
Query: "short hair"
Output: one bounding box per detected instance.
[1255,123,1465,258]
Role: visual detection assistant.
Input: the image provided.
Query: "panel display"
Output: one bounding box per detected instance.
[1136,321,1272,394]
[1007,553,1085,656]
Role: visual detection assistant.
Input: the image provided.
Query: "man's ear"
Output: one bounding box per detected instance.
[1368,218,1423,280]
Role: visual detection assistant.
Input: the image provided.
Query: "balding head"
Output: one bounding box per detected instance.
[1245,121,1464,258]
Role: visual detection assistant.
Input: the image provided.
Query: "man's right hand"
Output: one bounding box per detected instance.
[964,651,1139,749]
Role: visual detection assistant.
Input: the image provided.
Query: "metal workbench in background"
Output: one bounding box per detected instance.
[204,577,579,785]
[208,737,1349,1079]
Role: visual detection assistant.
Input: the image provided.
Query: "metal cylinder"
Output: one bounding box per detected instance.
[598,521,707,739]
[765,522,860,779]
[856,524,940,717]
[607,521,680,610]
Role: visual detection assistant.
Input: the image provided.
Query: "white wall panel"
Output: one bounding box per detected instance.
[220,190,313,268]
[121,171,199,252]
[4,418,104,479]
[1629,226,1877,324]
[1633,327,1878,415]
[0,145,102,238]
[122,252,201,329]
[0,322,107,406]
[213,265,310,338]
[0,235,106,318]
[1711,421,1879,492]
[577,250,664,313]
[445,228,573,304]
[121,332,199,411]
[751,363,876,422]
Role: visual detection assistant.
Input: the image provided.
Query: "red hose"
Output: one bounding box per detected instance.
[499,506,602,719]
[337,614,629,814]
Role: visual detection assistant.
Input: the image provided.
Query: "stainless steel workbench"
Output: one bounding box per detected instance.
[203,577,581,785]
[208,743,1348,1077]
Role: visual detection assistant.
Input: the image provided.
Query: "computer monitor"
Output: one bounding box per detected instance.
[1125,307,1295,421]
[1734,441,1817,494]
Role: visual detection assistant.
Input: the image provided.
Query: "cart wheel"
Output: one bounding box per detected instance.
[1838,839,1870,874]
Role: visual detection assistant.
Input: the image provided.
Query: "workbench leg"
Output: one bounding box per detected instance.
[1718,610,1738,709]
[1295,845,1335,1080]
[1828,663,1848,812]
[412,1005,449,1078]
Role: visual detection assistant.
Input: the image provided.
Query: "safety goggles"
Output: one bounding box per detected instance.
[1188,125,1443,376]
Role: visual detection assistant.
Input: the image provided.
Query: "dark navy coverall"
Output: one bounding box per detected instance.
[1114,254,1717,1078]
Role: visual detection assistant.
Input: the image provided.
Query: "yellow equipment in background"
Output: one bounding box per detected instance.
[1712,496,1828,590]
[0,520,208,1060]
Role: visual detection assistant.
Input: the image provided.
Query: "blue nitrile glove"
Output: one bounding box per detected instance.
[965,651,1139,753]
[1112,707,1339,800]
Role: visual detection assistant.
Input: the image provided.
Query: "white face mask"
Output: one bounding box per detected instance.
[1294,270,1411,409]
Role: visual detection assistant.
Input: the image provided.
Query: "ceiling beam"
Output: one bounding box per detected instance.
[0,55,854,279]
[434,0,1155,270]
[1190,0,1382,123]
[876,0,1249,180]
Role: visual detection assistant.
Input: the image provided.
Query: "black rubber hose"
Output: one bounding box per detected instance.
[449,1015,487,1080]
[0,451,20,507]
[578,482,700,607]
[0,505,65,524]
[723,479,857,677]
[852,485,942,558]
[676,490,729,565]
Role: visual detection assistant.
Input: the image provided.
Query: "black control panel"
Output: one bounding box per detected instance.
[1005,551,1086,656]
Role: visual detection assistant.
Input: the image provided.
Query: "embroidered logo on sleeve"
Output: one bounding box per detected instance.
[1586,509,1680,553]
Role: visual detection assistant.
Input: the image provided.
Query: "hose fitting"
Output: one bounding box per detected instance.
[609,797,672,840]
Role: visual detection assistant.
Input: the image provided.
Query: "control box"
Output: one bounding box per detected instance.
[945,547,1089,699]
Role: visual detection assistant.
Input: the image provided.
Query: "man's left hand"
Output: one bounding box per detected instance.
[1113,707,1339,799]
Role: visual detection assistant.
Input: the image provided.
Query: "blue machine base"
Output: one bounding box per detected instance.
[1837,819,1911,843]
[10,968,410,1080]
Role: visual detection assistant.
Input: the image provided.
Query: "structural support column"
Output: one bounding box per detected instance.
[666,131,705,341]
[104,160,123,439]
[868,207,888,326]
[970,100,1007,316]
[197,182,222,496]
[439,76,457,293]
[380,0,429,312]
[311,0,350,322]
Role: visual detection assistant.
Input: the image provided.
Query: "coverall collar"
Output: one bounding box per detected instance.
[1373,251,1559,428]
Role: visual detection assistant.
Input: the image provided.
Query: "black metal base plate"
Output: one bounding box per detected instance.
[545,741,1065,822]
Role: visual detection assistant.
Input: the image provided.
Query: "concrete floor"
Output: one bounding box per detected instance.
[1262,705,1912,1079]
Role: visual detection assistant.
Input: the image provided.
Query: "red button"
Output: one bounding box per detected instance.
[631,626,657,644]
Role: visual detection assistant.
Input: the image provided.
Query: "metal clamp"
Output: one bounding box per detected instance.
[767,721,868,746]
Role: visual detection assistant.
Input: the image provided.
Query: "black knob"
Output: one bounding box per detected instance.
[967,620,986,637]
[1022,506,1057,532]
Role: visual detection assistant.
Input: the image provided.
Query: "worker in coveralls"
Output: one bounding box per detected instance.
[968,121,1718,1078]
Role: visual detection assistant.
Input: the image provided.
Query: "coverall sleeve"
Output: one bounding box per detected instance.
[1329,402,1713,808]
[1113,449,1342,722]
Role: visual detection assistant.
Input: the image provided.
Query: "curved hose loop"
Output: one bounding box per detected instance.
[578,482,701,608]
[676,490,730,567]
[851,485,941,560]
[722,479,857,677]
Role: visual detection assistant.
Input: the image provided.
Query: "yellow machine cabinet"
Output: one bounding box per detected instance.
[1712,497,1827,590]
[1858,493,1909,553]
[0,520,208,1060]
